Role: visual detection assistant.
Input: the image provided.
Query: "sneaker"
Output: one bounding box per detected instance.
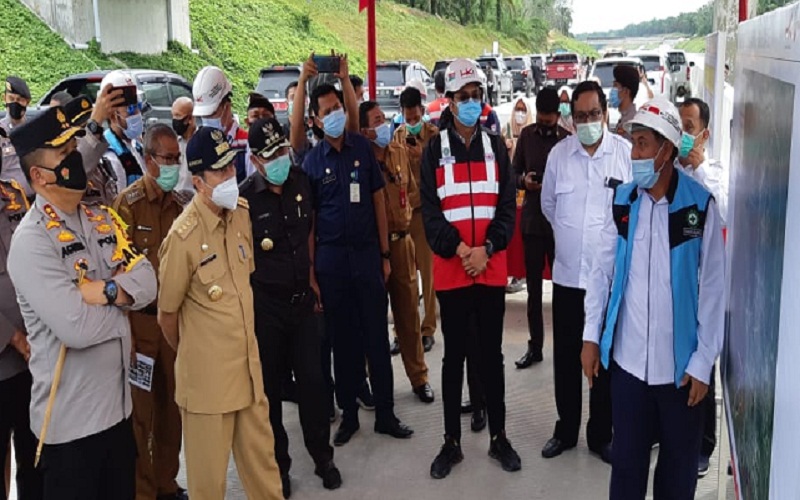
[698,455,710,478]
[356,382,375,411]
[505,278,525,294]
[489,432,521,472]
[430,436,464,479]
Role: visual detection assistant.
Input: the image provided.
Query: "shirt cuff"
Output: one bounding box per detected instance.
[582,324,601,344]
[685,351,714,385]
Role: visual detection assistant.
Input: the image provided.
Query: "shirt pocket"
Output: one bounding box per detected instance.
[554,183,575,225]
[197,256,227,285]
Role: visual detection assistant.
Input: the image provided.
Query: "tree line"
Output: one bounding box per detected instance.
[578,2,713,38]
[393,0,574,49]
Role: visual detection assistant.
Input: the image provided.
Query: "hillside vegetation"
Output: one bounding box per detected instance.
[2,0,572,113]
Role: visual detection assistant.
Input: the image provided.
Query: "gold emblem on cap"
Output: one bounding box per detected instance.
[354,161,360,168]
[81,99,89,109]
[201,243,209,252]
[261,238,274,251]
[56,109,67,125]
[208,285,223,301]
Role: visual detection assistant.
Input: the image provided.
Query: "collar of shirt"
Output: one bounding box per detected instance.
[143,174,168,203]
[448,126,479,147]
[192,194,230,232]
[321,132,356,157]
[250,169,297,195]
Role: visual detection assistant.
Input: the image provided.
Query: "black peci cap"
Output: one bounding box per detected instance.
[186,126,238,174]
[248,118,289,160]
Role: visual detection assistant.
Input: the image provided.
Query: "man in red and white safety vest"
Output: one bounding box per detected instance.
[420,58,519,480]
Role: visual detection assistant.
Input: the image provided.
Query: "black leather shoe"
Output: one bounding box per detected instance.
[390,337,401,356]
[489,432,522,472]
[515,343,543,369]
[314,461,342,490]
[541,437,575,458]
[413,383,435,403]
[589,442,613,465]
[375,417,414,439]
[471,408,487,433]
[422,336,435,352]
[430,436,463,479]
[280,474,291,499]
[461,401,474,414]
[333,421,359,446]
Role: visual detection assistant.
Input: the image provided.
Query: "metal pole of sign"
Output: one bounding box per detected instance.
[367,0,377,101]
[739,0,748,22]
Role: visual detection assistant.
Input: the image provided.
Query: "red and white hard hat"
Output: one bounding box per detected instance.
[624,97,682,147]
[193,66,232,117]
[444,59,483,94]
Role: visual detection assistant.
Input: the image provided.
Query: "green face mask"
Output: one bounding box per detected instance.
[559,102,571,117]
[155,164,181,192]
[406,121,423,136]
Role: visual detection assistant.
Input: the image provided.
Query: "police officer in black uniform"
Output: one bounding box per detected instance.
[238,118,341,498]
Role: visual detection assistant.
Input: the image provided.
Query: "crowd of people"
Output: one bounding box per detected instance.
[0,51,726,500]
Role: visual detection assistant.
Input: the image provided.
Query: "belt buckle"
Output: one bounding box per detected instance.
[290,292,305,304]
[390,232,400,242]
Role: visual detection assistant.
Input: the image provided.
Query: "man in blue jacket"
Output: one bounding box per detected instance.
[581,98,725,500]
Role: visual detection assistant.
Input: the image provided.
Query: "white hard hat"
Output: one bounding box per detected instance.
[192,66,232,117]
[100,70,135,92]
[405,79,428,102]
[624,97,682,147]
[444,59,483,94]
[558,85,572,99]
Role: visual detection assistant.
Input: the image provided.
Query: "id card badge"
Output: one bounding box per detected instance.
[350,182,361,203]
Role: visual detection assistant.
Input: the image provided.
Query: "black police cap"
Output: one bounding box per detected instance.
[9,106,85,159]
[5,76,31,100]
[248,118,289,160]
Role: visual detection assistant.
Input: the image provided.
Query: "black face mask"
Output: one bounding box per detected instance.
[7,102,25,121]
[172,118,190,137]
[535,123,558,137]
[43,150,87,191]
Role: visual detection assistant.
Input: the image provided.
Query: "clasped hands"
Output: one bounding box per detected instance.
[457,242,488,278]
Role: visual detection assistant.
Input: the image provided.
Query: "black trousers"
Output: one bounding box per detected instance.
[551,283,612,448]
[610,363,703,500]
[318,271,395,423]
[465,316,485,411]
[0,370,42,500]
[41,418,135,500]
[523,233,555,353]
[253,286,334,474]
[701,364,717,458]
[438,285,506,441]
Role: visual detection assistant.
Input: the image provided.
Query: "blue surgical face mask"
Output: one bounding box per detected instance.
[322,108,346,138]
[559,102,571,117]
[632,143,666,189]
[202,117,223,130]
[609,87,621,109]
[455,99,482,127]
[123,113,143,140]
[373,123,392,148]
[263,154,291,186]
[576,121,603,146]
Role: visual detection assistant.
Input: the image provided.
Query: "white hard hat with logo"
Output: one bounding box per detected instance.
[624,97,682,147]
[444,59,483,94]
[100,70,136,94]
[193,66,233,117]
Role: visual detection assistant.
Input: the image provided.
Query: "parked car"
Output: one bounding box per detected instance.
[603,50,627,59]
[504,55,534,97]
[627,50,672,100]
[545,52,582,88]
[363,60,434,119]
[666,50,694,100]
[1,69,193,127]
[589,57,651,128]
[475,55,513,105]
[254,64,302,128]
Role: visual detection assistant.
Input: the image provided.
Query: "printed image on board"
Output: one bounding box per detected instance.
[725,68,793,500]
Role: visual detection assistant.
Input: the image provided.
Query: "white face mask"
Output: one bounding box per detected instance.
[208,176,239,210]
[514,111,527,125]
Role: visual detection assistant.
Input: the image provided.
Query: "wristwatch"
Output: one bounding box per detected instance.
[484,239,495,258]
[381,250,391,260]
[103,279,119,305]
[86,119,103,137]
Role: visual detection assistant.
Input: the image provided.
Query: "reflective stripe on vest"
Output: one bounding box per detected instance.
[437,130,497,224]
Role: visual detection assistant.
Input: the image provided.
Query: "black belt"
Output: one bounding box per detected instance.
[389,231,408,242]
[139,304,158,316]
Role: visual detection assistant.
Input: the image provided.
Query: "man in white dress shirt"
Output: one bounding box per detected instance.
[581,98,725,499]
[540,81,631,462]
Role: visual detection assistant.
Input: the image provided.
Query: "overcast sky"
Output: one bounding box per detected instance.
[571,0,711,34]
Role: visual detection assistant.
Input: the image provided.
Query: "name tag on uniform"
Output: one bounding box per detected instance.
[350,182,360,204]
[199,253,217,267]
[439,156,456,166]
[136,225,152,232]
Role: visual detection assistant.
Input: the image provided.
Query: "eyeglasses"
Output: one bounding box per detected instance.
[454,91,481,103]
[151,152,182,164]
[573,109,604,124]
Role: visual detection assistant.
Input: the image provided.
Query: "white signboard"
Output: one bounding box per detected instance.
[704,32,727,161]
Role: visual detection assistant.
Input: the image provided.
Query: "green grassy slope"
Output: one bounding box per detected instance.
[2,0,548,113]
[676,37,706,52]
